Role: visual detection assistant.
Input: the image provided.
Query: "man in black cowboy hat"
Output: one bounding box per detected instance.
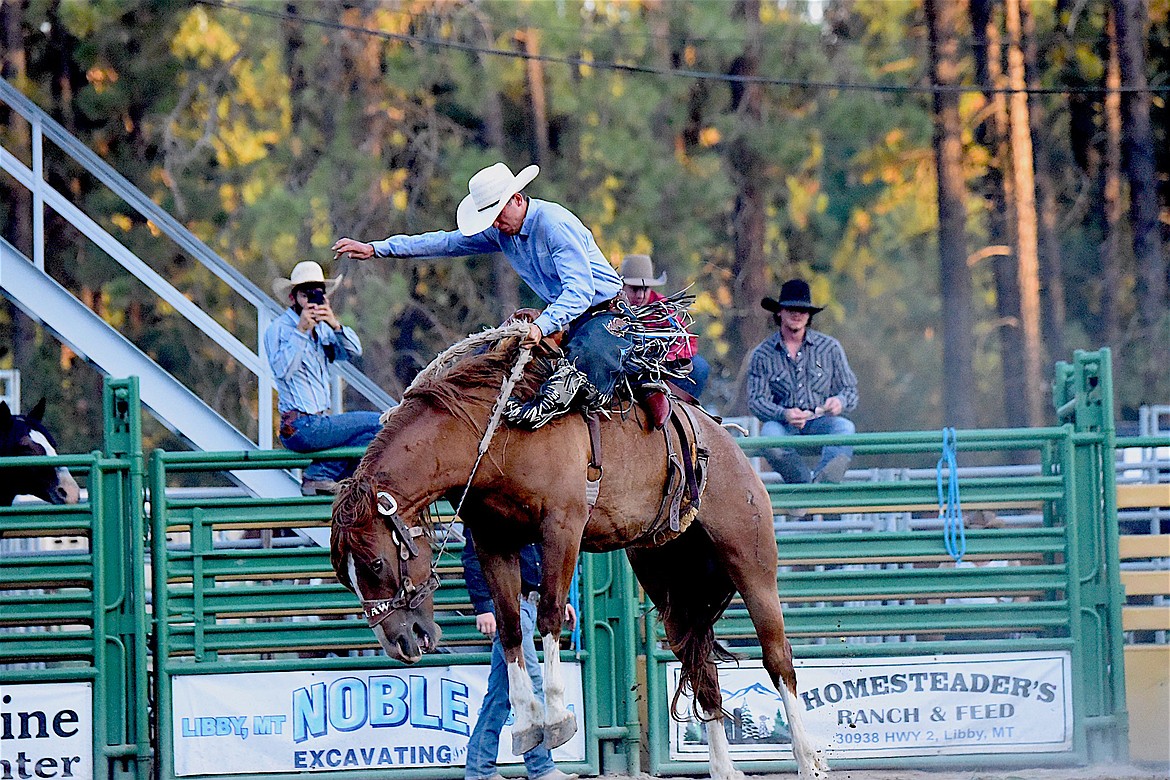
[747,279,858,484]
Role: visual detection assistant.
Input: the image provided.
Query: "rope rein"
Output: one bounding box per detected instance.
[393,320,535,564]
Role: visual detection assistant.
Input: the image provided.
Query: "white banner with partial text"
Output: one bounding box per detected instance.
[667,650,1073,759]
[171,663,585,775]
[1,682,93,780]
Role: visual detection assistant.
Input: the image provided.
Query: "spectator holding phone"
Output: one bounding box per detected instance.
[747,279,857,484]
[265,261,381,495]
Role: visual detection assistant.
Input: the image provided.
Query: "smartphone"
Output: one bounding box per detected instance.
[305,287,326,305]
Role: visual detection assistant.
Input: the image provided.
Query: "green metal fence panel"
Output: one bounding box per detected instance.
[0,377,150,780]
[2,351,1132,779]
[147,446,632,780]
[637,358,1129,774]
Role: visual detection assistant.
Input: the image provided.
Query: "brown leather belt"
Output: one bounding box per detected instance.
[279,409,325,439]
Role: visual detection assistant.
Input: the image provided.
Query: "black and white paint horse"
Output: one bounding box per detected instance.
[0,399,80,506]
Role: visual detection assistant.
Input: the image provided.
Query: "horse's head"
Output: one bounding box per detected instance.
[0,399,81,506]
[330,475,441,663]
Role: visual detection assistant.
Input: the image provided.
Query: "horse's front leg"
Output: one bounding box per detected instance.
[536,512,585,749]
[480,549,546,755]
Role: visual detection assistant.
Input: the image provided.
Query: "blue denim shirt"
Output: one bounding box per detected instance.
[370,199,622,336]
[264,308,362,414]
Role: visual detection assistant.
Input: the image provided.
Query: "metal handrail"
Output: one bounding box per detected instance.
[0,77,394,450]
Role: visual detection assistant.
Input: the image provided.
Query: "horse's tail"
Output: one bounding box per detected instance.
[330,474,378,587]
[634,526,737,722]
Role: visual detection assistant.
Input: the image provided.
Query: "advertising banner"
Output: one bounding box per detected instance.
[171,663,585,775]
[667,651,1073,759]
[0,682,93,780]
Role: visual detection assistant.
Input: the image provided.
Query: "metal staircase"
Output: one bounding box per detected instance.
[0,76,394,499]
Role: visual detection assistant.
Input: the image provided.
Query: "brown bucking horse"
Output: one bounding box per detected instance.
[330,338,827,779]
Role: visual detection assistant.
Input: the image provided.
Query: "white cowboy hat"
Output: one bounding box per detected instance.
[619,254,667,287]
[272,261,343,301]
[456,162,540,236]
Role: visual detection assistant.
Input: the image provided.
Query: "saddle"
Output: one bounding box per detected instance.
[584,400,710,547]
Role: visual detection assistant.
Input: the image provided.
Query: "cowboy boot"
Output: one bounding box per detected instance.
[634,381,671,430]
[504,359,590,429]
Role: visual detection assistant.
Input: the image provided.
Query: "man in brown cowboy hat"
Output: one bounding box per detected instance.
[747,278,858,484]
[619,254,709,403]
[264,261,381,495]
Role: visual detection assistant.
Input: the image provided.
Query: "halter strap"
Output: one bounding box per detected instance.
[359,491,439,629]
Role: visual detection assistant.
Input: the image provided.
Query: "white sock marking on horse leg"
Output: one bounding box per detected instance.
[507,658,545,741]
[542,633,570,724]
[779,681,828,777]
[704,711,743,780]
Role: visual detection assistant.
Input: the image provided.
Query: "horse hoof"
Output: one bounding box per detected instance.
[512,726,544,756]
[543,712,577,749]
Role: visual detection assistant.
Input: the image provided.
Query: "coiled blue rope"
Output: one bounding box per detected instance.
[936,427,966,562]
[568,561,582,651]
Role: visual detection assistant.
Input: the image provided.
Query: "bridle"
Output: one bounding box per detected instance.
[358,491,441,629]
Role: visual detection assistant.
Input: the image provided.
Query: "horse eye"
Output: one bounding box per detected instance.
[369,558,384,573]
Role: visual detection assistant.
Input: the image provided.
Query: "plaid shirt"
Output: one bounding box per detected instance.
[747,329,858,423]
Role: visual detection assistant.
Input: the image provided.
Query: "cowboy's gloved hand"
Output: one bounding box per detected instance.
[331,237,374,260]
[520,322,543,349]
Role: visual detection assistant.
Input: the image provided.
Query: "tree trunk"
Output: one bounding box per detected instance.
[926,0,976,428]
[727,0,769,411]
[1020,0,1067,364]
[470,12,518,319]
[519,29,550,169]
[1100,8,1124,353]
[1114,0,1167,394]
[1004,0,1046,427]
[971,0,1028,428]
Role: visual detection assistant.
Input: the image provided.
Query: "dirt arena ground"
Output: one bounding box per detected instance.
[596,767,1170,780]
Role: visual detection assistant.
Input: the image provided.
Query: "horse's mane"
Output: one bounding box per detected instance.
[330,472,437,576]
[332,329,552,578]
[358,333,554,475]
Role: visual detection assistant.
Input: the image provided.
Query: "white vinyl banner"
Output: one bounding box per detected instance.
[668,651,1073,759]
[171,663,585,775]
[0,682,93,780]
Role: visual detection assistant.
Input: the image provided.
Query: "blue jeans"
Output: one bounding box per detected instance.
[465,597,556,780]
[279,410,381,482]
[761,416,855,482]
[564,311,633,401]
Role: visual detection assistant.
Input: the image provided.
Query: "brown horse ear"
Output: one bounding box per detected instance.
[0,401,10,430]
[29,398,47,422]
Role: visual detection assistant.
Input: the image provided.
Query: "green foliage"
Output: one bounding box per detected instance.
[2,0,1166,455]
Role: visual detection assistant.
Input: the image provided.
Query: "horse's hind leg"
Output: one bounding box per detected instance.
[700,492,829,777]
[627,542,744,780]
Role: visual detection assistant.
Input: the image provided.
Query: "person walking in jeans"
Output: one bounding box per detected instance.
[265,261,381,495]
[462,529,578,780]
[747,278,858,484]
